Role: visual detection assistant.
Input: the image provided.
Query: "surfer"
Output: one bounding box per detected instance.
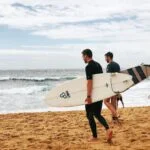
[82,49,113,143]
[104,52,121,123]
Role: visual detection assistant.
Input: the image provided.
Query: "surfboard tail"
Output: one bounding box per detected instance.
[121,64,150,85]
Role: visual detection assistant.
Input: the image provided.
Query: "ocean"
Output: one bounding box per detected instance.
[0,69,149,114]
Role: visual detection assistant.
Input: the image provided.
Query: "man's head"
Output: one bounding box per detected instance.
[105,52,113,63]
[82,49,93,63]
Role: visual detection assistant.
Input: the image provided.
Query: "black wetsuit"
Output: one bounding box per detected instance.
[106,61,120,73]
[85,60,109,138]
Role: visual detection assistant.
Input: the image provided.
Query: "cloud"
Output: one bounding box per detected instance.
[11,3,37,12]
[0,0,150,38]
[0,48,82,69]
[0,40,150,69]
[32,20,150,43]
[0,49,73,56]
[0,0,150,69]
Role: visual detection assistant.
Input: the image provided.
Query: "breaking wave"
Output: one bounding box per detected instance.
[0,76,77,82]
[0,86,50,95]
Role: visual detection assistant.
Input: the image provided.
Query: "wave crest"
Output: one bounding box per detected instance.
[0,76,77,82]
[0,86,50,94]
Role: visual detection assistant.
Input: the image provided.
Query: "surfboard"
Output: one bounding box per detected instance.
[121,64,150,86]
[45,64,150,107]
[44,73,134,107]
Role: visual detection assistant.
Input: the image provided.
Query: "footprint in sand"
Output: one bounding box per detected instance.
[130,139,137,143]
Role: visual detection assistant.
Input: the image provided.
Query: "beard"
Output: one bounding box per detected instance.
[84,60,88,63]
[106,59,110,63]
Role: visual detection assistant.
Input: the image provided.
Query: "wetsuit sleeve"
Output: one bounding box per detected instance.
[86,65,93,80]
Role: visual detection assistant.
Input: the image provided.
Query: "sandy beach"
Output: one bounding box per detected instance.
[0,106,150,150]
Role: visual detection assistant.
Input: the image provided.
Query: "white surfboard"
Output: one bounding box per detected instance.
[44,73,134,107]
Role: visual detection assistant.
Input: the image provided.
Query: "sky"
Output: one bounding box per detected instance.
[0,0,150,69]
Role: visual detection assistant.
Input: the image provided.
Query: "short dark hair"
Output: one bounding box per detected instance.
[105,52,113,59]
[82,49,93,58]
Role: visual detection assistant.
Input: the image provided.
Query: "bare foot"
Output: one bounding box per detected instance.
[112,116,121,125]
[106,129,113,143]
[88,137,98,142]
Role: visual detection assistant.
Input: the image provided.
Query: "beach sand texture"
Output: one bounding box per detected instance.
[0,107,150,150]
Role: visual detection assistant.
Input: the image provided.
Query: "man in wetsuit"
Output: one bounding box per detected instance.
[104,52,121,122]
[82,49,112,142]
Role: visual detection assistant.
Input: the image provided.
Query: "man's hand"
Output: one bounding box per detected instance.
[85,97,92,105]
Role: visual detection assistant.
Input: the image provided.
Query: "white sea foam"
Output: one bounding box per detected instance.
[0,86,49,94]
[0,76,77,81]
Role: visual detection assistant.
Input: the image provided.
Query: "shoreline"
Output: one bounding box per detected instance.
[0,105,150,115]
[0,106,150,150]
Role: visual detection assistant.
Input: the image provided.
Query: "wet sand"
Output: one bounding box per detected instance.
[0,106,150,150]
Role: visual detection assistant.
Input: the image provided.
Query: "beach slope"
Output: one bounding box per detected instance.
[0,107,150,150]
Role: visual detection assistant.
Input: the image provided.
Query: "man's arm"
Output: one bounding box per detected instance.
[85,66,93,104]
[87,80,93,97]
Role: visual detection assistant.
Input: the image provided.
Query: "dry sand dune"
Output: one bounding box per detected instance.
[0,107,150,150]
